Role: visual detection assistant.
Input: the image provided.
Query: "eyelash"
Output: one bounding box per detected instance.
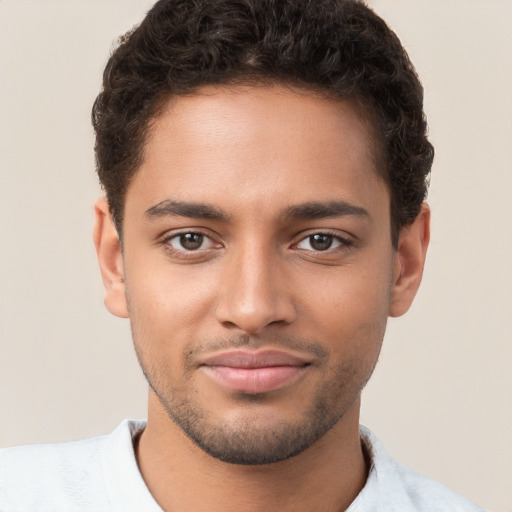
[293,231,353,253]
[161,230,220,259]
[160,230,353,258]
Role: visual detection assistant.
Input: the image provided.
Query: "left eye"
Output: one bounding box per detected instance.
[296,233,345,252]
[169,232,211,251]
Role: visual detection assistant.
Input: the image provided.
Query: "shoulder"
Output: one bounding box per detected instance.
[390,458,484,512]
[0,431,108,511]
[0,419,147,512]
[350,426,484,512]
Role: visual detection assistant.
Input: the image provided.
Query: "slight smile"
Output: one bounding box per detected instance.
[200,350,312,394]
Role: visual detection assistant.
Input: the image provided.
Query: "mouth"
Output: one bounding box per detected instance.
[200,349,311,394]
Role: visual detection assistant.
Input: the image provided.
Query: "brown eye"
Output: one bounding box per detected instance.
[309,234,333,251]
[296,233,348,252]
[173,233,205,251]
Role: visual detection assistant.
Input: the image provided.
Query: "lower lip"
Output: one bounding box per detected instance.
[202,365,307,394]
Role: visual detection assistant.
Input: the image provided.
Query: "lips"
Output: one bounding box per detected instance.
[200,350,310,394]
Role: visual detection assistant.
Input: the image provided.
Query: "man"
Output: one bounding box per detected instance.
[0,0,484,510]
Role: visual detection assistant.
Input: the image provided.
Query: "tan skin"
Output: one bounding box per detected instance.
[94,85,429,512]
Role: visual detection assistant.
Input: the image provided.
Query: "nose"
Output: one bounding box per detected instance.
[215,242,297,334]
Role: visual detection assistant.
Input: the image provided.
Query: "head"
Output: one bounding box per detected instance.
[92,0,433,247]
[93,0,432,465]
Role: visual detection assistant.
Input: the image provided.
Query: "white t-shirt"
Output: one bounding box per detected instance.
[0,420,483,511]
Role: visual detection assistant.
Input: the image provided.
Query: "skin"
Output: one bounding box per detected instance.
[94,85,429,512]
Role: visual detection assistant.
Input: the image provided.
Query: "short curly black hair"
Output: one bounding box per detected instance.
[92,0,433,246]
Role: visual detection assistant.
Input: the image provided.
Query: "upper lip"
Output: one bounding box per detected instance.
[201,350,311,368]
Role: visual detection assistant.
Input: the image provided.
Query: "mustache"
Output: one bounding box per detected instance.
[183,333,329,365]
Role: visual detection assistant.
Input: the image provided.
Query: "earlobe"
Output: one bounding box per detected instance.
[389,203,430,318]
[93,198,129,318]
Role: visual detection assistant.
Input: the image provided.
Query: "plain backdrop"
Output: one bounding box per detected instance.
[0,1,511,510]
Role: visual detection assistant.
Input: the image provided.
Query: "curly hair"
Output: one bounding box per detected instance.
[92,0,433,246]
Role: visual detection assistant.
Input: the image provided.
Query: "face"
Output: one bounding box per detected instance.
[103,85,406,464]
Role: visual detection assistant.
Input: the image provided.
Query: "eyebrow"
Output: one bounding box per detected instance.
[144,200,229,221]
[144,199,369,223]
[282,201,369,220]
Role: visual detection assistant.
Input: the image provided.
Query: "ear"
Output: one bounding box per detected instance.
[389,203,430,317]
[93,198,129,318]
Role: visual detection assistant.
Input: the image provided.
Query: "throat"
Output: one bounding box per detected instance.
[135,395,368,512]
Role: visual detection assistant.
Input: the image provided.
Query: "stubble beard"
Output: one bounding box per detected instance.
[134,336,380,466]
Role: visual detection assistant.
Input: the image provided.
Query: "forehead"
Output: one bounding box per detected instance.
[125,84,388,220]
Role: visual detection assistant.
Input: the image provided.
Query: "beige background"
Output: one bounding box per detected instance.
[0,1,510,510]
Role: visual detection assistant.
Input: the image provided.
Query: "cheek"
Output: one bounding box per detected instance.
[304,260,392,316]
[124,255,220,347]
[298,260,392,352]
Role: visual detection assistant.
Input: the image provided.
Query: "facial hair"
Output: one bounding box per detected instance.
[134,333,377,466]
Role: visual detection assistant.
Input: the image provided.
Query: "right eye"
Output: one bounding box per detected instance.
[166,232,217,252]
[169,233,207,251]
[295,232,350,252]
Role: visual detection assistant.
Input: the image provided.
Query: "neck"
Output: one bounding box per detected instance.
[136,393,368,512]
